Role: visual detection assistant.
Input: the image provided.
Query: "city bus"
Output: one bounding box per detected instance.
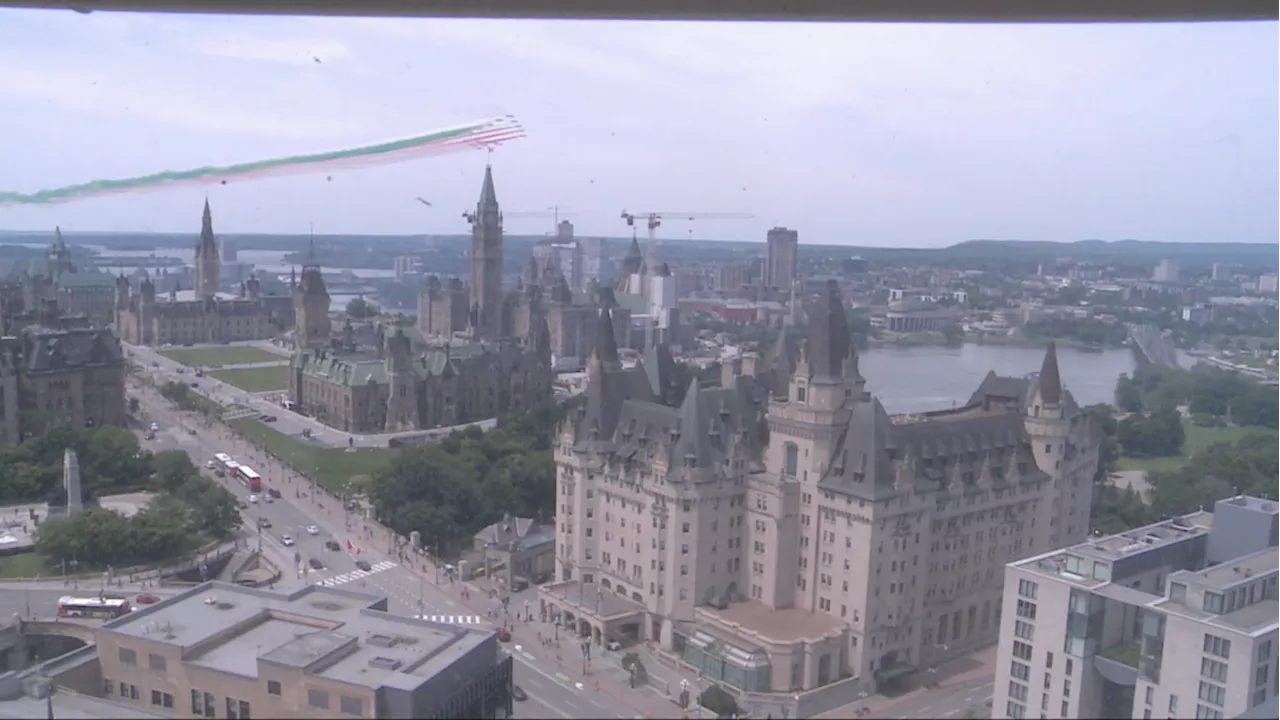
[236,465,262,493]
[214,452,233,466]
[57,595,132,619]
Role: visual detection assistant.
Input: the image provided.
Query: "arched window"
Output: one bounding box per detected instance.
[784,443,799,476]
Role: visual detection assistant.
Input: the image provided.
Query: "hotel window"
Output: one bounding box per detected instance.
[785,444,798,476]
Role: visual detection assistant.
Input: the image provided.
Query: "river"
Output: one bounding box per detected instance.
[859,344,1133,414]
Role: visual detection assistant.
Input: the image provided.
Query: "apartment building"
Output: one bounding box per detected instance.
[72,581,513,719]
[992,495,1279,720]
[538,281,1099,697]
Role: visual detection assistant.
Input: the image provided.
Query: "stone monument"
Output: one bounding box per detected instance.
[62,449,83,517]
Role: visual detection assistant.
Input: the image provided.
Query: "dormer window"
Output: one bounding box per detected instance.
[797,387,807,403]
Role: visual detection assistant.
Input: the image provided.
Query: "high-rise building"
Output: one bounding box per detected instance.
[991,495,1278,720]
[765,226,799,291]
[538,283,1099,697]
[1153,259,1180,284]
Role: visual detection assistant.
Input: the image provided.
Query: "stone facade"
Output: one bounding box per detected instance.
[0,323,127,445]
[114,203,293,346]
[289,166,554,434]
[540,281,1100,697]
[13,228,117,326]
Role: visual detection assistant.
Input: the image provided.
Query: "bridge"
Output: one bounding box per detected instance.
[1127,324,1180,369]
[15,620,98,645]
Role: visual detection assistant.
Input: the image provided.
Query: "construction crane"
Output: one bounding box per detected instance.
[620,210,754,351]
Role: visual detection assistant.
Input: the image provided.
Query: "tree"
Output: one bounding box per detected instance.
[346,297,379,319]
[942,324,965,347]
[82,426,152,496]
[698,685,740,717]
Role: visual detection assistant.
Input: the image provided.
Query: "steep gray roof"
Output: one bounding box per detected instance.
[1037,341,1063,405]
[804,280,851,381]
[20,327,123,373]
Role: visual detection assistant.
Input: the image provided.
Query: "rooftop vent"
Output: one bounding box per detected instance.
[310,601,345,612]
[396,635,419,646]
[367,634,399,648]
[367,656,402,671]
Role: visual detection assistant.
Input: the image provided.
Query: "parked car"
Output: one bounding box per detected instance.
[135,593,161,605]
[281,534,294,547]
[306,525,319,535]
[325,540,341,551]
[247,494,258,504]
[260,414,278,423]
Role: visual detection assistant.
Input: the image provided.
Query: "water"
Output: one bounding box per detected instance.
[861,344,1133,414]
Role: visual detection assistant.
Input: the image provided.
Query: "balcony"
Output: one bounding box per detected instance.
[1093,642,1140,686]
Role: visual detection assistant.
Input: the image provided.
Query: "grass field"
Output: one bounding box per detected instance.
[0,551,51,579]
[159,346,285,367]
[229,418,397,493]
[208,366,291,393]
[1117,421,1277,473]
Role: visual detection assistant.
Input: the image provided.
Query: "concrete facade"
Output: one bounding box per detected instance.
[991,495,1279,720]
[541,281,1099,696]
[764,227,799,293]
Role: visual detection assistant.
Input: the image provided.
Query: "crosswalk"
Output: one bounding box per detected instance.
[416,614,485,626]
[315,560,397,587]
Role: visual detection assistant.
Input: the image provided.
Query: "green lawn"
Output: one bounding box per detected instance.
[229,418,397,493]
[1117,420,1277,473]
[208,366,290,393]
[159,346,286,367]
[0,551,52,579]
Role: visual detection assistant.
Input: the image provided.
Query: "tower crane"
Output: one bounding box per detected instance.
[620,210,754,352]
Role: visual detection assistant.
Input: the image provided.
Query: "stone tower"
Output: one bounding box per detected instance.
[466,165,504,340]
[139,275,157,345]
[383,327,419,432]
[1023,341,1095,551]
[63,448,84,516]
[194,200,221,298]
[47,227,74,284]
[293,264,332,350]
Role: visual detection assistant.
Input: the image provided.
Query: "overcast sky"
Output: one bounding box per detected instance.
[0,12,1275,247]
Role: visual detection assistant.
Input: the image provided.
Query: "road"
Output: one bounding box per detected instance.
[880,678,994,719]
[124,341,497,449]
[130,379,629,720]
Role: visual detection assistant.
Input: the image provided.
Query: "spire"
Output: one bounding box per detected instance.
[52,226,67,253]
[479,164,499,210]
[1038,341,1063,404]
[592,307,620,368]
[804,280,851,380]
[201,199,213,241]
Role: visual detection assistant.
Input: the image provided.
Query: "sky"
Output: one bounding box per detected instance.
[0,11,1276,247]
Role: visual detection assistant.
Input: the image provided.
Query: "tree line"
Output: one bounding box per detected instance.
[367,402,568,558]
[0,423,242,571]
[1087,363,1280,536]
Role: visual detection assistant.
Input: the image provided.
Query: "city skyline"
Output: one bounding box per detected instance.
[0,12,1275,246]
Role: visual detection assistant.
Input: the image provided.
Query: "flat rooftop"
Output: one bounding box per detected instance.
[0,690,164,719]
[102,581,495,691]
[1018,512,1214,588]
[697,600,847,645]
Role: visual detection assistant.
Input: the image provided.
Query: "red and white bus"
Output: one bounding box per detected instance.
[58,595,132,619]
[236,465,262,493]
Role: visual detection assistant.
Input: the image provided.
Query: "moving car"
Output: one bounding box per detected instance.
[266,488,282,499]
[305,525,319,535]
[206,460,216,469]
[247,494,258,504]
[325,540,341,551]
[308,558,324,570]
[606,639,622,651]
[281,534,294,547]
[135,593,161,605]
[355,560,372,572]
[258,518,272,529]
